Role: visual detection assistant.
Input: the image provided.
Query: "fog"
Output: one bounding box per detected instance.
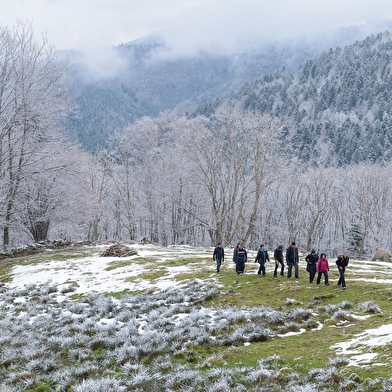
[2,0,392,80]
[2,0,392,52]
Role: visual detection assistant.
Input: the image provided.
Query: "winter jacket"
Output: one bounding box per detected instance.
[305,253,318,266]
[233,247,247,264]
[213,246,225,261]
[255,248,270,264]
[286,245,299,265]
[316,257,330,273]
[274,247,284,263]
[336,255,349,271]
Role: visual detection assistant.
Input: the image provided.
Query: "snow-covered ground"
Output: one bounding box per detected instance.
[332,323,392,366]
[3,243,392,370]
[8,244,212,293]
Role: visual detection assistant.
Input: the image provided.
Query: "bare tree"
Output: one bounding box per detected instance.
[0,21,70,250]
[175,105,285,246]
[369,163,392,250]
[301,166,338,252]
[281,166,307,245]
[344,163,392,258]
[109,112,185,244]
[16,142,95,242]
[85,152,114,242]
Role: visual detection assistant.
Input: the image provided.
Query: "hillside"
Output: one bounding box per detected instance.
[61,26,381,152]
[1,243,392,390]
[196,31,392,165]
[63,42,314,152]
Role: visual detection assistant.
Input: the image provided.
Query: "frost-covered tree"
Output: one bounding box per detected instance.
[176,105,286,246]
[301,166,338,252]
[85,152,114,242]
[16,142,95,242]
[109,111,188,244]
[0,21,71,249]
[344,164,392,258]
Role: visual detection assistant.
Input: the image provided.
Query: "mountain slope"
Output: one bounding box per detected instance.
[62,26,384,152]
[196,31,392,165]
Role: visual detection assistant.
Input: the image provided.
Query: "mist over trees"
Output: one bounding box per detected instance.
[197,31,392,166]
[62,26,383,153]
[1,22,392,258]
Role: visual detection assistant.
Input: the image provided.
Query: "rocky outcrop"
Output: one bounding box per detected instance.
[100,243,138,257]
[372,249,391,262]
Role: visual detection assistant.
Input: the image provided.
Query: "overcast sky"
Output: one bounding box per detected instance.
[1,0,392,52]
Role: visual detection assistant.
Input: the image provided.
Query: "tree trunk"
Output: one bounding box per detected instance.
[30,221,50,242]
[3,226,10,252]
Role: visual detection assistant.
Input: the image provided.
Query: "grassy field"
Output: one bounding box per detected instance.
[0,244,392,391]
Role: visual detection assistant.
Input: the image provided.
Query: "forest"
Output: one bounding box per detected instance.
[1,21,392,258]
[197,31,392,166]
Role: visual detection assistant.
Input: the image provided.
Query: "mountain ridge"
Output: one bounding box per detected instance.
[63,25,389,152]
[194,30,392,165]
[61,23,392,160]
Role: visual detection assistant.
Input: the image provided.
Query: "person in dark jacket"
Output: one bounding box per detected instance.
[255,244,270,276]
[305,249,318,283]
[286,241,299,278]
[213,243,225,273]
[273,245,284,278]
[233,243,247,275]
[336,252,349,290]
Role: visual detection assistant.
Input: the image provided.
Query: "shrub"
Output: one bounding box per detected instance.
[358,301,382,314]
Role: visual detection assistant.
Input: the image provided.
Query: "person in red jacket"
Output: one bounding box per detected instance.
[316,253,330,285]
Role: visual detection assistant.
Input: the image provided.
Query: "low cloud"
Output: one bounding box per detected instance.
[3,0,392,53]
[4,0,392,80]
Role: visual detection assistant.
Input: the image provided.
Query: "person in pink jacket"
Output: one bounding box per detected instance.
[316,253,330,285]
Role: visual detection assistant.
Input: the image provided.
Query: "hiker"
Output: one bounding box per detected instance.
[273,245,284,278]
[233,243,247,275]
[213,243,224,273]
[305,249,318,283]
[316,253,330,285]
[286,241,299,278]
[336,252,349,290]
[255,244,270,276]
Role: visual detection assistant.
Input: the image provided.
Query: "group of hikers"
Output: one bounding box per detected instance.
[213,242,349,289]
